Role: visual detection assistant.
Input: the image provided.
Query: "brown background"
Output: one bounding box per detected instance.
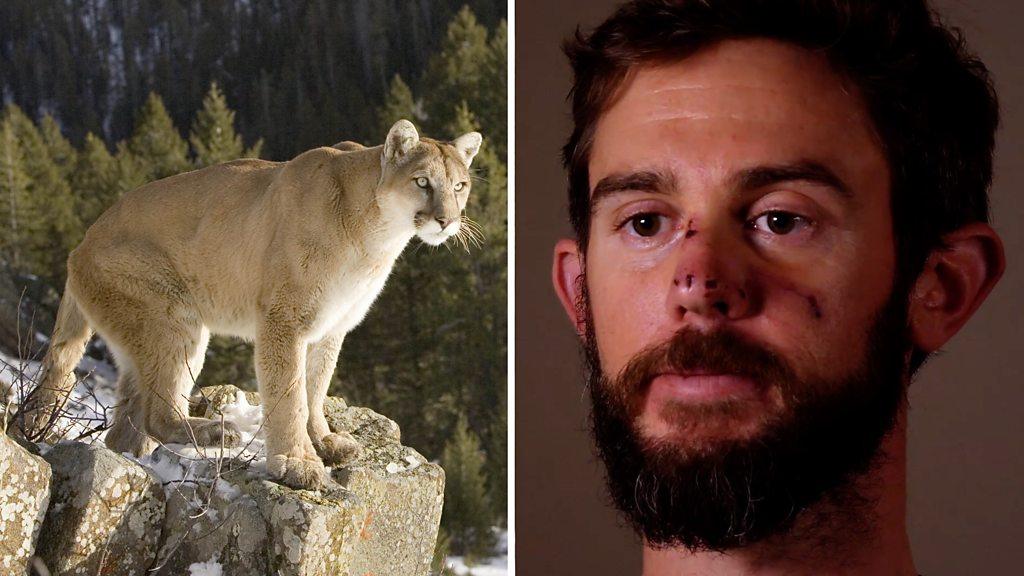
[515,0,1024,573]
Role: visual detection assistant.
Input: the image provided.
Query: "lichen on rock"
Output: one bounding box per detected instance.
[0,432,51,575]
[36,441,165,576]
[151,479,268,575]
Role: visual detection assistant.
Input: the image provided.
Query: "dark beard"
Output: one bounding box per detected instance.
[583,282,910,551]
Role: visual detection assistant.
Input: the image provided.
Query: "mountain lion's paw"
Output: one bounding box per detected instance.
[192,419,242,448]
[314,431,362,466]
[267,454,328,490]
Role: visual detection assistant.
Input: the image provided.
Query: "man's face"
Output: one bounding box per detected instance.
[570,39,911,548]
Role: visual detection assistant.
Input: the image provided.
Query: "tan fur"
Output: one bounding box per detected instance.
[27,120,482,490]
[331,140,366,152]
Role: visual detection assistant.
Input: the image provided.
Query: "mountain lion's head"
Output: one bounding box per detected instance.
[377,119,483,246]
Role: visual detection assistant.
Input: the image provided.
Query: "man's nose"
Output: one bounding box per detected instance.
[667,231,754,324]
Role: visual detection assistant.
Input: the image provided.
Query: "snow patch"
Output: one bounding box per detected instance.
[446,529,508,576]
[0,349,117,444]
[187,555,223,576]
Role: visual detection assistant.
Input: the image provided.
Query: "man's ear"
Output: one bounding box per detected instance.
[908,222,1005,353]
[383,119,419,162]
[553,238,586,337]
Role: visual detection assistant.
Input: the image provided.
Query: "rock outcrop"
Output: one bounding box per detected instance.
[36,442,165,576]
[153,477,270,575]
[186,386,446,575]
[2,385,445,575]
[325,398,446,575]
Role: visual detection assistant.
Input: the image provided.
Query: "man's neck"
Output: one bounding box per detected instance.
[642,410,917,576]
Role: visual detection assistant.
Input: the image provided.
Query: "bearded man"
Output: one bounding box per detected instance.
[550,1,1005,574]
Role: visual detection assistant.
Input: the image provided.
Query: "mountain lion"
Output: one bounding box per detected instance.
[22,119,482,490]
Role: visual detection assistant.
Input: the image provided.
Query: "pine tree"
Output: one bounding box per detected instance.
[377,74,418,136]
[112,141,151,195]
[424,7,491,137]
[431,526,458,576]
[127,93,191,181]
[482,19,508,157]
[441,413,496,561]
[486,407,507,524]
[71,133,118,229]
[2,104,81,286]
[443,102,508,520]
[39,114,78,181]
[190,82,263,168]
[0,118,32,268]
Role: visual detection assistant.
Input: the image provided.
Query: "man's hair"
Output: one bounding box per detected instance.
[562,0,999,371]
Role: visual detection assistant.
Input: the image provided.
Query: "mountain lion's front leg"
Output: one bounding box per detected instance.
[256,322,327,490]
[306,332,362,465]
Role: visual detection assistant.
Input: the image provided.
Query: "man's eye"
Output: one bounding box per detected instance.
[751,211,809,235]
[627,213,662,237]
[415,177,429,188]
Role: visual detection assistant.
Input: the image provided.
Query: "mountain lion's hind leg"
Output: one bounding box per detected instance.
[257,322,328,490]
[76,256,238,453]
[305,332,362,466]
[105,365,157,456]
[133,315,239,448]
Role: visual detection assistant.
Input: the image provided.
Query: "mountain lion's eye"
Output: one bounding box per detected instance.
[415,177,429,189]
[454,182,465,192]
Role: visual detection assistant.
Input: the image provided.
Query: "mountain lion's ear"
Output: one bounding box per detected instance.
[451,132,482,167]
[384,119,419,162]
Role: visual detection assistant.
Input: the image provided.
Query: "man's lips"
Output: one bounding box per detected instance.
[646,371,763,404]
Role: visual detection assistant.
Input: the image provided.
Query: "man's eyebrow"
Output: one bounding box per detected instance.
[733,161,854,199]
[590,170,676,207]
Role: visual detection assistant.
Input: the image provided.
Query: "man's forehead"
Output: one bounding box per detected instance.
[588,38,884,196]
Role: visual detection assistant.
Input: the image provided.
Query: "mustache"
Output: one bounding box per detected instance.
[608,327,798,414]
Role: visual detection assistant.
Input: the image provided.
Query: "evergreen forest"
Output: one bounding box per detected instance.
[0,0,506,564]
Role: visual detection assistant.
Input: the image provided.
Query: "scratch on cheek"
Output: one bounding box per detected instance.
[807,295,823,319]
[764,272,824,320]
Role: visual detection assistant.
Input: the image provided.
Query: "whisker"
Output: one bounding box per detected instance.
[462,230,483,250]
[462,216,485,235]
[460,221,485,247]
[461,229,475,252]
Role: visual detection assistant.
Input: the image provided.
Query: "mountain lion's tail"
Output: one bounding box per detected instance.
[20,282,93,439]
